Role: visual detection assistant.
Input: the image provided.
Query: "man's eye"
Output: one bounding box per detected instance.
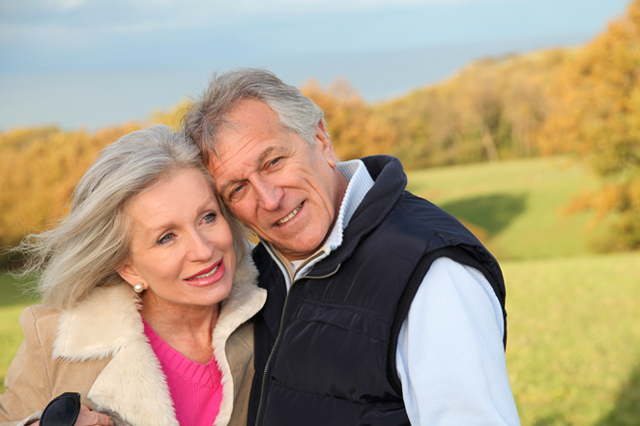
[229,184,244,198]
[268,157,282,167]
[158,233,174,245]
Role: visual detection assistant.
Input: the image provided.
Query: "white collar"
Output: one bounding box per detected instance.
[279,159,374,281]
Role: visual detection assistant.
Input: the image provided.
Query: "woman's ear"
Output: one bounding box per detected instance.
[117,262,142,287]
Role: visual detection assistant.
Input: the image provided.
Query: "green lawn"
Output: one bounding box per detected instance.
[503,252,640,426]
[0,272,34,393]
[407,157,600,261]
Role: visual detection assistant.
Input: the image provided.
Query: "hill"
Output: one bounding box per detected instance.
[375,49,570,169]
[303,48,571,170]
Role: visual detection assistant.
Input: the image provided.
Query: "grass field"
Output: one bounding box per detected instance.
[406,157,600,261]
[503,253,640,426]
[0,273,33,393]
[1,156,639,425]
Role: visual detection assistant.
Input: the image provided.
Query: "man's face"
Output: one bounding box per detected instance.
[207,100,348,261]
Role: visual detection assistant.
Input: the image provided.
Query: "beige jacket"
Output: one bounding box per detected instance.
[0,257,266,426]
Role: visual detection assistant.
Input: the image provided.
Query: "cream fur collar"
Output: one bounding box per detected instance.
[52,256,265,426]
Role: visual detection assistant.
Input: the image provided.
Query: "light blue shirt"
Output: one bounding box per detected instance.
[267,159,521,426]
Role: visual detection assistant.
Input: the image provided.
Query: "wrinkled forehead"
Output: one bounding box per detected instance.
[208,102,288,159]
[216,99,289,143]
[206,130,286,182]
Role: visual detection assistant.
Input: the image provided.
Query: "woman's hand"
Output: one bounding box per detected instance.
[33,404,114,426]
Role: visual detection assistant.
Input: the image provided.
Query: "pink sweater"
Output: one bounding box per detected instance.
[143,319,223,426]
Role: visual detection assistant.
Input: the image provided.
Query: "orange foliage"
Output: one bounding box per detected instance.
[539,1,640,171]
[539,0,640,250]
[301,78,398,160]
[0,123,143,255]
[377,49,568,168]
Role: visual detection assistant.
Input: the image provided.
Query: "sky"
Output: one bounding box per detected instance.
[0,0,632,131]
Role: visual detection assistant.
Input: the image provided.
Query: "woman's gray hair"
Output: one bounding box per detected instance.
[182,68,326,165]
[16,124,249,310]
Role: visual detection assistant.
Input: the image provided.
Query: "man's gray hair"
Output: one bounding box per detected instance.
[182,68,326,165]
[16,124,248,310]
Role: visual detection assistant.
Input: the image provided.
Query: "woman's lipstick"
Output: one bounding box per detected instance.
[184,258,225,287]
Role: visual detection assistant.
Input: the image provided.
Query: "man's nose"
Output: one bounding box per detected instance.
[253,178,283,211]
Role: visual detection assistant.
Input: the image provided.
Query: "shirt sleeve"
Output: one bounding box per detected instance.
[396,257,521,426]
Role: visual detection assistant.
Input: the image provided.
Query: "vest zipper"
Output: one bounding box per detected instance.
[254,260,341,426]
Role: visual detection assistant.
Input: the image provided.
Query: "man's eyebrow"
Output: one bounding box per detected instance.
[218,180,235,198]
[257,146,276,165]
[218,146,279,196]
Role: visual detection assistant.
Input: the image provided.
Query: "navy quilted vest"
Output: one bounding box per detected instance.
[248,156,506,426]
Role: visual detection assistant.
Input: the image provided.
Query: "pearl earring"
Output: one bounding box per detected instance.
[133,283,145,294]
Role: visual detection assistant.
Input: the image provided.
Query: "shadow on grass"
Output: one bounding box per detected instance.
[593,361,640,426]
[439,193,528,237]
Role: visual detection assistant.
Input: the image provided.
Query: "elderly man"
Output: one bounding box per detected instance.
[183,69,520,426]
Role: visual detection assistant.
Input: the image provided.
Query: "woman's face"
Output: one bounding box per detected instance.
[118,168,236,310]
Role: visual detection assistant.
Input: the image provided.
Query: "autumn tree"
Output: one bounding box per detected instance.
[377,49,567,169]
[301,78,398,160]
[0,124,143,265]
[538,0,640,250]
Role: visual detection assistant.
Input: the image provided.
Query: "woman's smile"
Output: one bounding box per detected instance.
[184,258,226,286]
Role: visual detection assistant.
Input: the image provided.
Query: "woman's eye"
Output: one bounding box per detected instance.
[202,212,217,224]
[158,233,174,245]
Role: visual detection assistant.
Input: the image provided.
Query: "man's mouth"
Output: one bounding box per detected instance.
[276,203,303,226]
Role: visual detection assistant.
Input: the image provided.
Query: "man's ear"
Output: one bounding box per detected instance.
[315,120,338,167]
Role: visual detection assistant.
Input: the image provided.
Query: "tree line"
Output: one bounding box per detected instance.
[1,0,639,262]
[301,48,567,170]
[537,0,640,251]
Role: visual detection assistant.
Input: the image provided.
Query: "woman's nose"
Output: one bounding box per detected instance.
[188,231,214,261]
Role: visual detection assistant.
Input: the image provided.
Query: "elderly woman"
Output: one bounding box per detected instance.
[0,125,266,426]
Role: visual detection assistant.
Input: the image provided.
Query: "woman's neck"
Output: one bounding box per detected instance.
[141,292,220,364]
